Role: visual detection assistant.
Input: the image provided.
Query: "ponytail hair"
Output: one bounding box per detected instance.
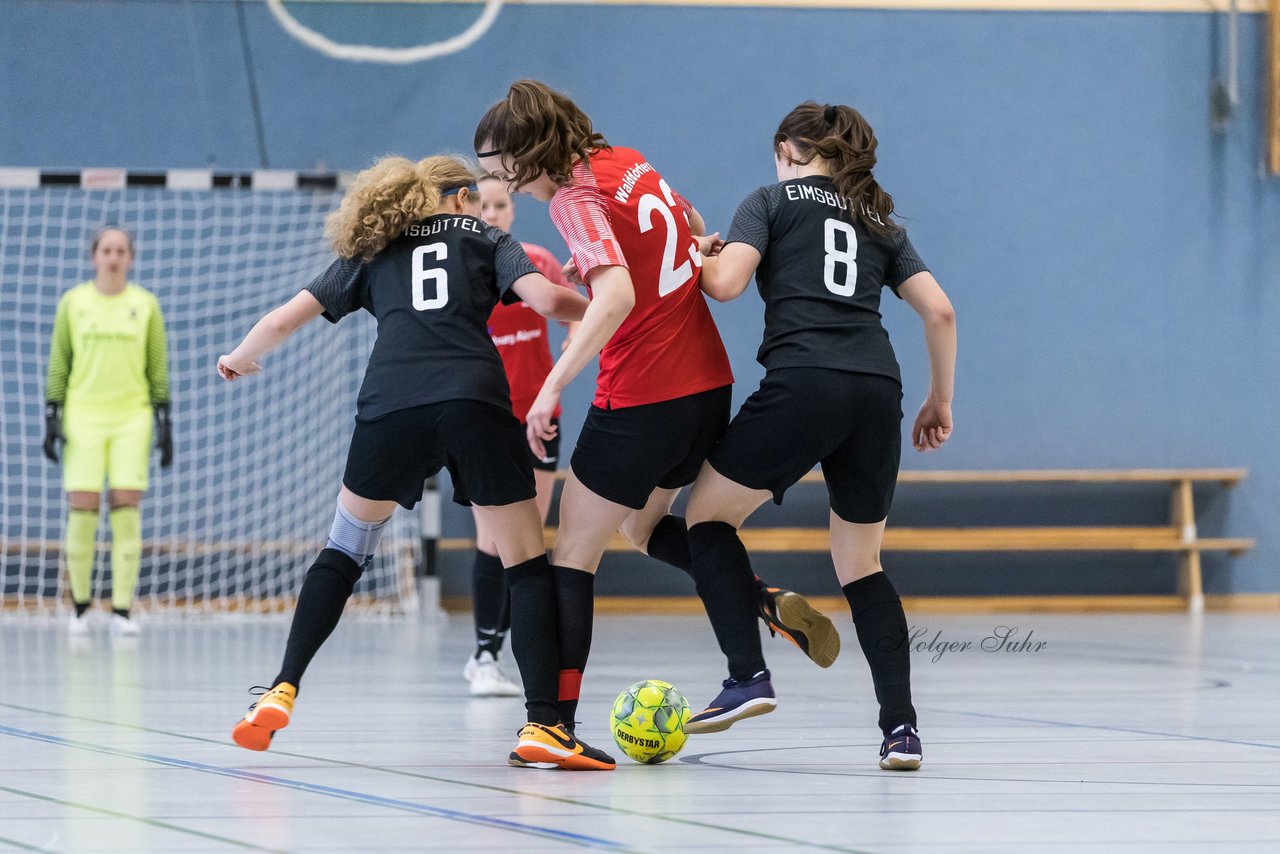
[473,79,609,189]
[325,155,477,260]
[774,101,899,235]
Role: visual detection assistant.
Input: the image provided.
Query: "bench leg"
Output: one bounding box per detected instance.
[1178,549,1205,613]
[1171,480,1204,612]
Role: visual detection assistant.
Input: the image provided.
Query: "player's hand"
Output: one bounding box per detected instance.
[217,355,261,381]
[912,399,953,452]
[153,402,174,468]
[525,384,561,460]
[42,402,63,463]
[696,232,724,257]
[562,259,585,288]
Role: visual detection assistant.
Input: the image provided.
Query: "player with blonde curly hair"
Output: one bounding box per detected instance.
[219,154,613,770]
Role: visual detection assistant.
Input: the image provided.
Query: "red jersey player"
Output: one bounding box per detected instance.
[475,81,838,755]
[462,175,580,699]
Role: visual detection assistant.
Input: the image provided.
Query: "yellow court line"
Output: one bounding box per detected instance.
[294,0,1268,14]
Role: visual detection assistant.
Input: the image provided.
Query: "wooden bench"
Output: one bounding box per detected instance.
[439,468,1253,611]
[728,474,1253,612]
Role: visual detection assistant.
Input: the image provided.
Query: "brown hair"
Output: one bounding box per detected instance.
[90,226,134,256]
[775,102,899,235]
[473,80,609,189]
[325,155,476,260]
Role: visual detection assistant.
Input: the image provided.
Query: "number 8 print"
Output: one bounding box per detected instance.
[823,218,858,296]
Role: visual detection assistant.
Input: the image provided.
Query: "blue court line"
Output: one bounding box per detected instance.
[0,783,286,853]
[0,703,860,854]
[0,724,630,851]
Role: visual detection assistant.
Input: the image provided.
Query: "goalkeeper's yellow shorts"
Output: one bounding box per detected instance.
[62,405,152,493]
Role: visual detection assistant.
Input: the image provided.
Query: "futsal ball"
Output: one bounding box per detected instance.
[609,679,691,764]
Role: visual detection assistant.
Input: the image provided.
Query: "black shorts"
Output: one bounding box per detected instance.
[528,418,560,473]
[570,385,732,510]
[343,400,536,509]
[708,368,903,523]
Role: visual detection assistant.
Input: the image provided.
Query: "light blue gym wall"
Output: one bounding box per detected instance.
[3,0,1276,597]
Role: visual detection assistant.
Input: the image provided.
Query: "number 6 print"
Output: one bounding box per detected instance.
[413,242,449,310]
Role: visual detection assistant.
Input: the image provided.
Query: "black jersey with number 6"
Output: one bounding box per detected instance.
[306,215,537,421]
[726,176,928,383]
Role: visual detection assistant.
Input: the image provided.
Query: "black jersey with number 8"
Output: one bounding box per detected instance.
[306,215,536,421]
[726,176,928,383]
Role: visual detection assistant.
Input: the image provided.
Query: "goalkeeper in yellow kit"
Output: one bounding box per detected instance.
[44,227,172,636]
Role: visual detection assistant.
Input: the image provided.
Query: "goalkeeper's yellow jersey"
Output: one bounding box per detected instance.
[45,282,169,415]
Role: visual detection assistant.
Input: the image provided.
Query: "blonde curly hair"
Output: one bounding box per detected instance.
[326,155,477,260]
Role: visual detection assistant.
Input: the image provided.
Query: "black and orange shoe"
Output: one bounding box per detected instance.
[231,683,296,751]
[507,751,557,769]
[757,582,841,668]
[513,723,616,771]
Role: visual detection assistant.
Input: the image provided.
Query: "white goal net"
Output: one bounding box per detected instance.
[1,175,419,615]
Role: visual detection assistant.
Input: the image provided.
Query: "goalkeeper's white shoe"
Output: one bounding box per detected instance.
[464,651,521,697]
[110,613,140,637]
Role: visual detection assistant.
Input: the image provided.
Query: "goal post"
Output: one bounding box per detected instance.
[1,168,420,616]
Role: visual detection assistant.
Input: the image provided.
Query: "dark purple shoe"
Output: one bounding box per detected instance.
[879,724,922,770]
[685,670,776,734]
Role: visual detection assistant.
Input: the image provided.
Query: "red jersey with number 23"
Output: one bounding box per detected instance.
[549,147,733,409]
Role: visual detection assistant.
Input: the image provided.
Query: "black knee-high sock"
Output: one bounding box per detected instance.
[552,565,595,727]
[274,548,363,689]
[471,550,509,657]
[650,514,771,598]
[506,555,561,726]
[497,570,512,637]
[647,514,692,572]
[687,521,767,681]
[843,572,916,735]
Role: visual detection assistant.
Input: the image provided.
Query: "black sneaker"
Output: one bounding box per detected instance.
[758,583,841,668]
[879,724,922,771]
[685,670,777,734]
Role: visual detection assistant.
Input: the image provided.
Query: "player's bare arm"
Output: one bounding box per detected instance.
[524,265,635,457]
[510,272,590,322]
[699,242,760,302]
[898,271,956,452]
[218,290,326,380]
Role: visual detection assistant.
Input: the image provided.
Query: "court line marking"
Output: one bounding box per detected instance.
[0,725,630,852]
[0,833,57,854]
[680,707,1280,786]
[0,784,287,853]
[0,702,868,853]
[929,707,1280,752]
[681,746,1280,787]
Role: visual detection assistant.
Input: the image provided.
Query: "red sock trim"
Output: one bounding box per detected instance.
[558,669,583,701]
